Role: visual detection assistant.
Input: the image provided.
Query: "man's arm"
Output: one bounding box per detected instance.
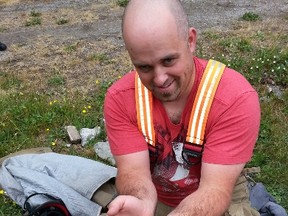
[168,162,245,216]
[107,150,157,216]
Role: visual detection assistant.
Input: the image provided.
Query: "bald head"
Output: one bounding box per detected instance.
[122,0,189,42]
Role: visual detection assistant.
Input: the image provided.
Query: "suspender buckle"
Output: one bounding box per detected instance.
[182,143,204,166]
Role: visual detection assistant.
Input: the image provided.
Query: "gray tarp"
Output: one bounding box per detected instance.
[0,153,117,216]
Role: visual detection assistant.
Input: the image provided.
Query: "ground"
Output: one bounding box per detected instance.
[0,0,288,212]
[0,0,287,95]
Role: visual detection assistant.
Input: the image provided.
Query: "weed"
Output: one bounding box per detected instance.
[117,0,129,7]
[0,27,6,32]
[201,31,220,40]
[0,195,22,215]
[25,10,42,26]
[30,10,41,17]
[88,53,110,65]
[56,17,69,25]
[240,12,261,21]
[63,44,77,53]
[25,17,41,26]
[0,73,22,90]
[48,75,66,87]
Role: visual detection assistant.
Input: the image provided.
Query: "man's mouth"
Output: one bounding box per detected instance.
[155,79,175,93]
[159,79,175,89]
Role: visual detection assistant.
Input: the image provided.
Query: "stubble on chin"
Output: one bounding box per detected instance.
[154,89,180,102]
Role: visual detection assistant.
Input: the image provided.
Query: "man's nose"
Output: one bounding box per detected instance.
[153,67,168,87]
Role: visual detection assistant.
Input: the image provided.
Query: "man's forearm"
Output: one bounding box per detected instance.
[168,187,231,216]
[116,171,157,208]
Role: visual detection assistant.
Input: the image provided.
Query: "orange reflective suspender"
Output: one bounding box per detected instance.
[135,73,156,146]
[186,60,226,145]
[135,59,226,147]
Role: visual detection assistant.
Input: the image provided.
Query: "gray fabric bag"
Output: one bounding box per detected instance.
[0,153,117,216]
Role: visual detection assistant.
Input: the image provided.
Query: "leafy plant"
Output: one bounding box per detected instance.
[25,10,42,26]
[25,17,41,26]
[117,0,129,7]
[240,12,261,21]
[56,17,69,25]
[30,10,41,17]
[63,44,77,53]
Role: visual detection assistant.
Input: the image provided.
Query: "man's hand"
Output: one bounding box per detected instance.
[107,195,154,216]
[108,150,157,216]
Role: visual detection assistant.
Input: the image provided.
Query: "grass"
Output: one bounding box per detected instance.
[240,12,261,22]
[56,17,69,25]
[25,10,42,26]
[0,7,288,215]
[116,0,129,7]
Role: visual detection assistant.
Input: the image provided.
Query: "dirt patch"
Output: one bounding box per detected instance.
[0,0,287,94]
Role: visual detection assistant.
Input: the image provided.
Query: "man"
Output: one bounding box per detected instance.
[104,0,260,215]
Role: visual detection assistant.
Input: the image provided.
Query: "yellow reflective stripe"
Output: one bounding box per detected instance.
[135,73,155,146]
[186,60,225,144]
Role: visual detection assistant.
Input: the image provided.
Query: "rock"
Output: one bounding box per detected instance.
[0,42,7,51]
[267,84,283,100]
[94,141,115,166]
[66,125,81,144]
[80,127,101,146]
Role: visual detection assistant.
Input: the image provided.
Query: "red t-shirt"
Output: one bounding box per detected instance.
[104,57,260,206]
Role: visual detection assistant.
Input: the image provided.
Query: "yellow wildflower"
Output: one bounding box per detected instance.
[0,190,4,195]
[51,142,56,146]
[88,105,92,109]
[96,80,100,84]
[82,109,87,114]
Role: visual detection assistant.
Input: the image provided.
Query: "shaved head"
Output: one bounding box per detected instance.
[122,0,189,42]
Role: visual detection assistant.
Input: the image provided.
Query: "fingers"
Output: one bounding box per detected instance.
[106,196,125,216]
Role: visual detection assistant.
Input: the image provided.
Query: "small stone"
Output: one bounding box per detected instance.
[66,126,81,144]
[0,42,7,51]
[94,141,115,166]
[267,84,283,99]
[80,127,101,146]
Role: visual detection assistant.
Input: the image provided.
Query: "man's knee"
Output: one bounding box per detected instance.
[225,175,260,216]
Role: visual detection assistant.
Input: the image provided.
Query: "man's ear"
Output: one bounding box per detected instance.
[188,27,197,53]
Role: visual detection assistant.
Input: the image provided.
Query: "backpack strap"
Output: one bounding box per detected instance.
[135,59,225,147]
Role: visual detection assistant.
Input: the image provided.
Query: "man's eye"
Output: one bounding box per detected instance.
[138,65,151,72]
[163,58,175,66]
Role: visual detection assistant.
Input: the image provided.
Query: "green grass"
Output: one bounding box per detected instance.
[1,11,287,215]
[116,0,129,7]
[63,44,77,53]
[56,17,69,25]
[240,12,261,21]
[25,10,42,27]
[88,53,111,65]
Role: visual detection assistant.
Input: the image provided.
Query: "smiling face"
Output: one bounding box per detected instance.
[123,1,197,102]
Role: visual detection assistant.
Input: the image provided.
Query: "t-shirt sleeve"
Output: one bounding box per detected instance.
[104,89,148,156]
[202,90,261,164]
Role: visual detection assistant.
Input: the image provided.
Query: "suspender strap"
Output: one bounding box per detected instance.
[135,59,225,147]
[186,60,225,145]
[135,73,156,146]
